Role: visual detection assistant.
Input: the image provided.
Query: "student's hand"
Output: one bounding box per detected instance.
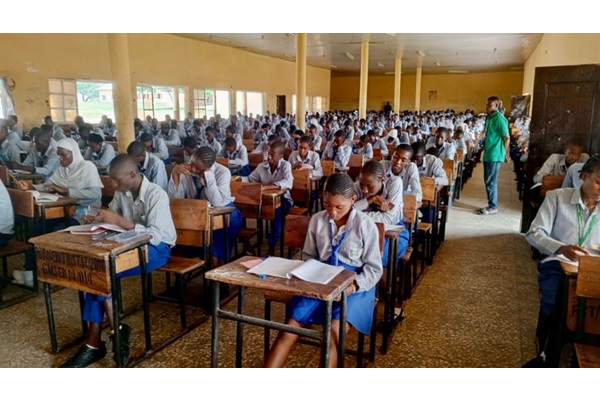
[94,209,126,226]
[370,195,393,212]
[505,155,511,163]
[335,282,357,301]
[13,180,31,191]
[558,245,590,261]
[44,183,69,195]
[293,161,303,170]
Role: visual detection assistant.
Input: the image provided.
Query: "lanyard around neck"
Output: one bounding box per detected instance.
[577,204,597,247]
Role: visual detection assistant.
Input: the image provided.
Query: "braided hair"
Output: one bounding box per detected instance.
[361,160,385,180]
[324,173,356,199]
[193,146,217,168]
[580,155,600,177]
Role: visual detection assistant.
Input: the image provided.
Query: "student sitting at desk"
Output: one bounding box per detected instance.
[126,141,168,191]
[9,129,60,180]
[426,128,456,160]
[523,155,600,367]
[59,154,176,368]
[83,134,116,169]
[168,146,243,264]
[6,114,23,143]
[0,179,14,247]
[264,173,383,368]
[353,134,374,161]
[562,161,585,189]
[411,142,449,186]
[76,124,93,153]
[354,160,409,264]
[533,140,589,184]
[248,141,293,256]
[367,129,389,158]
[219,137,250,176]
[225,124,243,148]
[159,121,181,147]
[0,124,21,165]
[182,136,200,164]
[381,144,423,203]
[139,133,170,164]
[289,135,323,177]
[200,126,222,157]
[307,124,323,153]
[43,115,66,142]
[322,130,352,168]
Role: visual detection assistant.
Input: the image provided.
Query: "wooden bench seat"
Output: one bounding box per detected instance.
[0,240,33,258]
[157,256,204,276]
[575,343,600,368]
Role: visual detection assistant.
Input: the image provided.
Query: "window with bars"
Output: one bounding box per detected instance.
[48,78,78,123]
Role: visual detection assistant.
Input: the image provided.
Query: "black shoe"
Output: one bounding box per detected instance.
[521,355,547,368]
[60,342,107,368]
[111,324,131,366]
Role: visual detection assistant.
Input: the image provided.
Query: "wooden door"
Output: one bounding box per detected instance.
[276,95,286,117]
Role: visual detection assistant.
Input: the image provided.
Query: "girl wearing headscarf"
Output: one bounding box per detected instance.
[14,138,103,227]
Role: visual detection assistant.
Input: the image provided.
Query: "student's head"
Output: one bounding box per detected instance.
[579,156,600,202]
[411,142,426,166]
[126,141,147,164]
[486,96,500,114]
[0,125,8,142]
[298,136,312,159]
[183,136,198,156]
[109,154,142,193]
[267,141,285,167]
[139,133,153,151]
[367,130,377,143]
[453,128,464,140]
[308,124,317,136]
[191,147,217,173]
[358,134,368,147]
[33,131,52,154]
[225,125,236,137]
[391,144,414,175]
[7,115,17,128]
[261,123,270,132]
[74,116,84,127]
[224,137,237,154]
[193,118,202,129]
[39,124,53,136]
[165,114,171,122]
[79,124,92,139]
[323,173,357,223]
[43,115,53,125]
[292,130,303,142]
[170,119,178,129]
[160,121,170,134]
[358,160,385,199]
[333,130,345,147]
[55,138,80,168]
[88,133,104,153]
[565,140,585,167]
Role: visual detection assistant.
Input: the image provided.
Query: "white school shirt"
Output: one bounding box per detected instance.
[562,162,584,189]
[302,209,383,292]
[218,144,249,168]
[353,175,404,225]
[381,160,423,203]
[8,125,23,140]
[534,153,590,184]
[353,142,373,161]
[322,143,352,167]
[109,175,176,246]
[139,152,168,191]
[435,142,457,160]
[150,137,170,161]
[0,139,21,163]
[168,163,234,207]
[83,142,116,168]
[22,140,60,180]
[248,159,294,203]
[289,150,323,176]
[416,155,449,186]
[201,139,222,156]
[370,138,389,156]
[526,187,600,257]
[311,135,323,152]
[163,129,181,146]
[0,180,14,235]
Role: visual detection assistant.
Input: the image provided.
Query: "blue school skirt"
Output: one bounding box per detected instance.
[288,262,376,335]
[381,218,410,268]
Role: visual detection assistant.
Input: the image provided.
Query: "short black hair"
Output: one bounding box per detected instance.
[224,137,237,148]
[394,144,414,157]
[183,136,198,148]
[109,154,139,176]
[139,133,153,143]
[127,141,146,157]
[89,133,104,145]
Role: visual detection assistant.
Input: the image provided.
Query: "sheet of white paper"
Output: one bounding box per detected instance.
[247,257,304,279]
[383,224,405,232]
[289,259,344,285]
[541,254,578,266]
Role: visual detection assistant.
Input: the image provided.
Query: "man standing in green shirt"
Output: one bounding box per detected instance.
[479,96,510,215]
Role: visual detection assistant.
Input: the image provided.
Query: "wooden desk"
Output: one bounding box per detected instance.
[335,166,350,173]
[29,231,151,367]
[380,226,405,354]
[35,197,79,233]
[205,256,356,368]
[11,171,46,183]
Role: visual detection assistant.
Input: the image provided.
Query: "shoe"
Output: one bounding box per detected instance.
[60,342,107,368]
[478,207,498,215]
[111,324,132,366]
[394,307,406,323]
[12,270,25,285]
[521,354,547,368]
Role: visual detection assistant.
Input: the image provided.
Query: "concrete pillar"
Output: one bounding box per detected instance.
[185,86,192,119]
[107,34,135,151]
[295,33,307,131]
[359,40,370,119]
[173,87,180,121]
[394,57,402,114]
[415,66,422,113]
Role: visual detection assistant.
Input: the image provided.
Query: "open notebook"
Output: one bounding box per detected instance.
[246,257,344,285]
[61,223,127,235]
[27,190,60,202]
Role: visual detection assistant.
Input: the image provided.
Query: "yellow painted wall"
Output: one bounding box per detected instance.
[331,71,523,113]
[0,33,331,130]
[523,33,600,101]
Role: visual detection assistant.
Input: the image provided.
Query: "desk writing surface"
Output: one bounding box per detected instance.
[560,261,578,276]
[205,256,356,302]
[209,206,235,230]
[35,197,79,220]
[384,226,405,239]
[30,232,151,296]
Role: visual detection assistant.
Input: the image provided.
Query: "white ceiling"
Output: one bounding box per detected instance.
[174,33,543,75]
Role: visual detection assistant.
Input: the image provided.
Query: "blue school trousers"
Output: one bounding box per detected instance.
[268,199,293,249]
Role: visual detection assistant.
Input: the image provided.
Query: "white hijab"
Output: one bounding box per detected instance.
[49,138,104,190]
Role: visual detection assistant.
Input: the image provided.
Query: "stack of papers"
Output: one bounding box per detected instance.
[246,257,344,285]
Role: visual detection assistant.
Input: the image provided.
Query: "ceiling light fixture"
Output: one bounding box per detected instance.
[384,72,395,75]
[385,33,396,37]
[345,52,355,60]
[26,62,38,73]
[210,35,231,44]
[377,62,384,67]
[417,51,426,57]
[435,61,441,66]
[283,54,295,59]
[448,70,469,74]
[252,35,264,40]
[330,65,338,69]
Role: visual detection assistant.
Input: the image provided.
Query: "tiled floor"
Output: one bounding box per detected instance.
[0,160,542,368]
